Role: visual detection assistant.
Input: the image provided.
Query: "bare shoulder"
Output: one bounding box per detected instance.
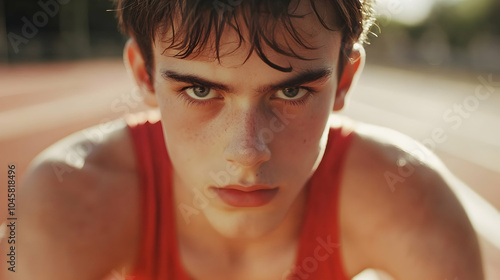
[339,120,483,279]
[11,120,140,280]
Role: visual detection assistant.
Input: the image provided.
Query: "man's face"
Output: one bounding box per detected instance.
[149,2,343,239]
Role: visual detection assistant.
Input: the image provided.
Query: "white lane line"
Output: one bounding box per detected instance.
[352,82,500,149]
[342,99,500,174]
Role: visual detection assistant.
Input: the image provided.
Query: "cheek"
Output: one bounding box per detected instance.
[157,94,221,163]
[283,110,328,163]
[271,91,334,168]
[163,121,220,161]
[292,89,335,142]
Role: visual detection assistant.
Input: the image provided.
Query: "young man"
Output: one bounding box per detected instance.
[3,0,484,279]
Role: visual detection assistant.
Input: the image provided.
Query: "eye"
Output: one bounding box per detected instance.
[274,87,309,100]
[185,86,218,100]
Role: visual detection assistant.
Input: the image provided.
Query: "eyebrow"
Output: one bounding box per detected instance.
[161,67,333,94]
[161,70,233,92]
[258,68,333,93]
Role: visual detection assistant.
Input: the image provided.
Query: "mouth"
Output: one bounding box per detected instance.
[211,185,279,207]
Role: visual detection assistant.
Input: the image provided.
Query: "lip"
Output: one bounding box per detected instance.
[212,185,279,207]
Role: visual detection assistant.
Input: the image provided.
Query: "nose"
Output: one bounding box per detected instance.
[223,108,272,168]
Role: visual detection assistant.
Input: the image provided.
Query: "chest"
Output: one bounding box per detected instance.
[178,244,299,280]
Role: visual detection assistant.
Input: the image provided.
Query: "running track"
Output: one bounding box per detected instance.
[0,60,498,279]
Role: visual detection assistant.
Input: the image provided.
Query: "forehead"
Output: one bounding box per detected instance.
[152,0,342,77]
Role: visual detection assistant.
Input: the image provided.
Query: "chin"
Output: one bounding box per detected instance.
[203,206,286,239]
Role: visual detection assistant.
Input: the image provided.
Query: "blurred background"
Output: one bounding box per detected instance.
[0,0,499,279]
[2,0,500,68]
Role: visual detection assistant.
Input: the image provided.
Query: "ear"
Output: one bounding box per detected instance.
[333,43,365,111]
[124,38,158,107]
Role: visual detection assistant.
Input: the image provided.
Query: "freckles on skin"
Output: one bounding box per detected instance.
[273,98,332,178]
[154,104,223,190]
[169,122,223,168]
[156,90,220,153]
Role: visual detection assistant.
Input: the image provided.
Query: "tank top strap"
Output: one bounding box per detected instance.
[291,117,356,280]
[126,112,189,280]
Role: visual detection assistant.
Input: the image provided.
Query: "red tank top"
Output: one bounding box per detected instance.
[126,115,353,280]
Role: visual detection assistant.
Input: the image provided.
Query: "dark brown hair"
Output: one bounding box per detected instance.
[114,0,375,79]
